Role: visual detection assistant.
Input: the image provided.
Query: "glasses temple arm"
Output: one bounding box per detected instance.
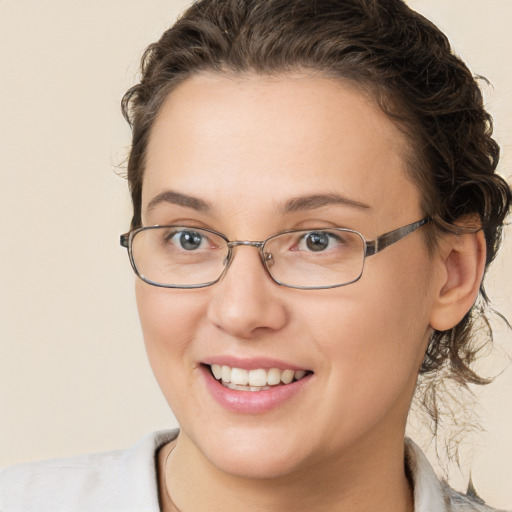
[120,233,130,248]
[365,218,430,256]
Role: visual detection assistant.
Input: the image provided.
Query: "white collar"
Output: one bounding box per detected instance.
[1,431,498,512]
[405,437,447,512]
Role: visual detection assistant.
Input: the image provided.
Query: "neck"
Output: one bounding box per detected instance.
[160,433,414,512]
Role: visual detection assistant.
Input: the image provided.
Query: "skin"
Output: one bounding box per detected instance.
[135,72,485,512]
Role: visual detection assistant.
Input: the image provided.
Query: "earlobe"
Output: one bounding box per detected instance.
[429,228,487,332]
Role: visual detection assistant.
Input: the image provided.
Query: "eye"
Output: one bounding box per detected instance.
[297,231,343,252]
[304,232,330,252]
[295,231,346,252]
[167,229,208,251]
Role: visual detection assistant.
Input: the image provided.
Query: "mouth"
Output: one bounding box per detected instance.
[206,363,313,392]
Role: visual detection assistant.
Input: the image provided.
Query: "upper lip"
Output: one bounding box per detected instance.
[201,356,311,372]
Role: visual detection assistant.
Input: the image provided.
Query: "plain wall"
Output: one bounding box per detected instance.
[1,0,511,508]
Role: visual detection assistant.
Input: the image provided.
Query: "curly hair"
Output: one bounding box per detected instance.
[121,0,511,427]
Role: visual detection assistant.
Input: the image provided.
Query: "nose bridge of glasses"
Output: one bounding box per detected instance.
[225,240,273,270]
[227,240,265,249]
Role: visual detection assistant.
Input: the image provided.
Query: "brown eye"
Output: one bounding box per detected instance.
[305,232,330,251]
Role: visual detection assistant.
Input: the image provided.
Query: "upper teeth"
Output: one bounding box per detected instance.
[211,364,307,387]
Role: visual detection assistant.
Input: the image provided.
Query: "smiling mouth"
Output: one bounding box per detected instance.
[207,364,312,392]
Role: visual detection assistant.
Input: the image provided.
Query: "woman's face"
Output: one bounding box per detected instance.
[137,73,442,478]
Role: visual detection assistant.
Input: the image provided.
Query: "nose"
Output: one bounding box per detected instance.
[206,244,288,339]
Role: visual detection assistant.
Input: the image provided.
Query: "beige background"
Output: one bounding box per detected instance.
[0,0,510,508]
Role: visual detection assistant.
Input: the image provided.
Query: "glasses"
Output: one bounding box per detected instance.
[120,218,429,290]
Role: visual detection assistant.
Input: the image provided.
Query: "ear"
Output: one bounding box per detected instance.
[429,227,487,332]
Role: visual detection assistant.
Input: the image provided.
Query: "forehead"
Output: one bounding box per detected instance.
[143,72,421,228]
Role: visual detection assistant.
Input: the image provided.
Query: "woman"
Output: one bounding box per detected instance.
[1,0,510,511]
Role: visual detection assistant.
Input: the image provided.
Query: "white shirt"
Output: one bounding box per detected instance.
[0,430,505,511]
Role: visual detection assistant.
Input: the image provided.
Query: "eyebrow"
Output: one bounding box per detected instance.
[146,190,370,215]
[147,190,211,212]
[281,193,371,214]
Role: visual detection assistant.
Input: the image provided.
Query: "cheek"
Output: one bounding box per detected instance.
[299,252,434,432]
[135,281,208,392]
[304,284,429,388]
[308,252,432,351]
[354,250,434,365]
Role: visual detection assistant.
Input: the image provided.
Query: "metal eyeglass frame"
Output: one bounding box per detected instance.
[120,217,430,290]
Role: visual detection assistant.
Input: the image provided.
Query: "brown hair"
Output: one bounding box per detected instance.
[122,0,511,427]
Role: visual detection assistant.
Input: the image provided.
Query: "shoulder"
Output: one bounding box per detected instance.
[405,438,510,512]
[0,429,178,512]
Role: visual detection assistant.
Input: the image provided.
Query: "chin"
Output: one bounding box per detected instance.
[191,423,313,480]
[209,449,303,480]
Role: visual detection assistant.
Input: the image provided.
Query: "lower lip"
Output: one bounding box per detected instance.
[200,366,312,414]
